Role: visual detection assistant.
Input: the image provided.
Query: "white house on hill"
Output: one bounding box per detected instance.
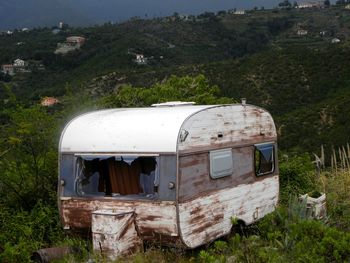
[13,59,25,67]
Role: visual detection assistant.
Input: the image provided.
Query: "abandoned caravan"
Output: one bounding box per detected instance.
[58,102,279,258]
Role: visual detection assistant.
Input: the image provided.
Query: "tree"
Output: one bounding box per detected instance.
[100,75,235,108]
[0,72,11,82]
[324,0,331,7]
[0,106,58,210]
[279,0,292,7]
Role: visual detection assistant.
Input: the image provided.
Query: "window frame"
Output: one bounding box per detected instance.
[74,154,160,198]
[254,142,275,177]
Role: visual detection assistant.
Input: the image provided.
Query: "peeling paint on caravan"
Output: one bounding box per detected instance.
[58,103,279,259]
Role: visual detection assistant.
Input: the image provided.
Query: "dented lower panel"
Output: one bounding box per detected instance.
[92,210,142,260]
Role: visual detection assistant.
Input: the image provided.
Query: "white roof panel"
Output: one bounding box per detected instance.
[59,105,214,153]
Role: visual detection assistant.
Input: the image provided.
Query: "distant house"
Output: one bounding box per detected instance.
[1,64,15,76]
[233,10,245,15]
[58,22,68,29]
[41,97,60,107]
[297,2,322,9]
[134,54,147,65]
[22,28,29,32]
[66,36,86,47]
[297,29,308,36]
[6,31,13,35]
[13,59,25,67]
[331,38,341,44]
[179,14,190,21]
[55,36,86,55]
[345,4,350,9]
[319,31,327,36]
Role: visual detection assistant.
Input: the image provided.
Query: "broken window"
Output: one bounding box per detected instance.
[75,155,159,198]
[255,143,275,176]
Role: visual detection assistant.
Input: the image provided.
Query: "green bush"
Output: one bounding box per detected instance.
[100,74,234,108]
[0,202,64,262]
[279,153,319,203]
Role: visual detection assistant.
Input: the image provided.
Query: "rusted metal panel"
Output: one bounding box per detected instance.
[178,147,274,201]
[178,176,279,248]
[60,199,178,238]
[179,105,276,154]
[92,210,142,260]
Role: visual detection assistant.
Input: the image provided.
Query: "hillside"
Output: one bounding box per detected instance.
[2,4,350,262]
[2,5,350,152]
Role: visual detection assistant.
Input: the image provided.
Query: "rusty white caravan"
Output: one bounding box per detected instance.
[58,102,279,259]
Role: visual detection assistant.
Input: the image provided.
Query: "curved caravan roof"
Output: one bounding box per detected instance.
[59,104,277,154]
[60,105,212,153]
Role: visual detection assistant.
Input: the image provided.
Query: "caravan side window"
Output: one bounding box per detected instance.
[75,155,158,198]
[209,148,233,179]
[255,143,275,176]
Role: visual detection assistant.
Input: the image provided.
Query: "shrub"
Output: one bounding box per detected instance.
[0,202,63,262]
[279,153,319,203]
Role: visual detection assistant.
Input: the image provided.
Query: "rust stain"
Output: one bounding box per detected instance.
[189,214,206,224]
[189,206,203,215]
[143,215,164,221]
[191,221,214,235]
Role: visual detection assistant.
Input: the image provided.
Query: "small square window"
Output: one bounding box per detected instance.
[209,149,233,179]
[255,143,275,176]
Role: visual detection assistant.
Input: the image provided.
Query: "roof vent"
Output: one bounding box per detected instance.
[151,101,196,107]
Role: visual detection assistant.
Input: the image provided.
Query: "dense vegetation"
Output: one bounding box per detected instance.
[2,4,350,262]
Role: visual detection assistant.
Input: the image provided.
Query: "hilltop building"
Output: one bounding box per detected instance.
[55,36,86,55]
[134,54,147,65]
[66,36,86,47]
[1,64,14,76]
[297,2,323,8]
[233,10,245,15]
[13,58,31,73]
[297,29,308,36]
[1,58,32,75]
[41,97,60,107]
[58,22,69,29]
[13,59,25,67]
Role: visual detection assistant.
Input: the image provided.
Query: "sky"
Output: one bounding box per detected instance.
[71,0,281,23]
[0,0,336,30]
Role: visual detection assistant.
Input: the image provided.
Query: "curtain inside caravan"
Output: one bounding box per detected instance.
[75,155,158,197]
